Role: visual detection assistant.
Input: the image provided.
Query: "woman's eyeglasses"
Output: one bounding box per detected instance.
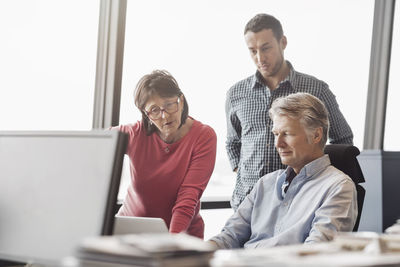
[144,98,180,120]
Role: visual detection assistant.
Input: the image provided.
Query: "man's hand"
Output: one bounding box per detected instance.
[207,240,220,250]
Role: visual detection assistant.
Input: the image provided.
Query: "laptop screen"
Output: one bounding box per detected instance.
[113,216,169,235]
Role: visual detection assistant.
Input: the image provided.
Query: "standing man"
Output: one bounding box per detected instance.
[226,14,353,210]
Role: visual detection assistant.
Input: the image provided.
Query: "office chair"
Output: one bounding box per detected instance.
[324,144,365,231]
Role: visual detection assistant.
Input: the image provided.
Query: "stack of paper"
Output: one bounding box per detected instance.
[74,233,215,267]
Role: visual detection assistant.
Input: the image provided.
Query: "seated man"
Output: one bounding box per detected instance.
[209,92,357,248]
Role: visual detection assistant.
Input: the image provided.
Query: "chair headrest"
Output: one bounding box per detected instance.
[324,144,365,184]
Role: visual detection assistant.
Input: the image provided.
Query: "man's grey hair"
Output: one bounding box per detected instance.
[268,93,329,148]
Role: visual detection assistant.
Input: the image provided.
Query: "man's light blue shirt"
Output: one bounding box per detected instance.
[210,155,357,248]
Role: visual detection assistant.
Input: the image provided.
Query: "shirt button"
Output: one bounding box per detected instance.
[283,202,288,206]
[164,147,170,153]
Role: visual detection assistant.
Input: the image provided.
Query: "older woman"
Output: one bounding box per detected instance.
[114,70,217,239]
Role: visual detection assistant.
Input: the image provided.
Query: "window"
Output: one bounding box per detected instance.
[118,0,374,206]
[0,0,99,130]
[384,1,400,150]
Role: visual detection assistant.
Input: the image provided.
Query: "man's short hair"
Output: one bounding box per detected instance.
[244,13,283,41]
[269,93,329,148]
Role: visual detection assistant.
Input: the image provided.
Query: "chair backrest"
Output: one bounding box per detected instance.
[324,144,365,231]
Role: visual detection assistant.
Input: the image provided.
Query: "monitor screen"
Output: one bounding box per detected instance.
[0,130,126,265]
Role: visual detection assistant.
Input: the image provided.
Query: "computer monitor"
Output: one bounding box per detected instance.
[0,130,127,265]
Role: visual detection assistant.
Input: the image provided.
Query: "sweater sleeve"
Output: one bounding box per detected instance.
[110,122,141,154]
[169,125,217,234]
[110,122,141,216]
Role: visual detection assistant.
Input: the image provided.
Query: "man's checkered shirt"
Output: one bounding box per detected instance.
[226,61,353,210]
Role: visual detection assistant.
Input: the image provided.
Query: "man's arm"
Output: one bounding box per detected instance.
[208,180,259,248]
[225,91,242,171]
[319,87,353,144]
[305,178,358,243]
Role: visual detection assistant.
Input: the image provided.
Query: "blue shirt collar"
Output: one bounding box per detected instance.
[277,154,331,199]
[297,154,331,178]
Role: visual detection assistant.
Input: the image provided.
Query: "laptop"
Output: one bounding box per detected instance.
[113,216,169,235]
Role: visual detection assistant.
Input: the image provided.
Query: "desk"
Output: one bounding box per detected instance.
[211,244,400,267]
[6,233,400,267]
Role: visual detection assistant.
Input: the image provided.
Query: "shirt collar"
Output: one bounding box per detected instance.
[296,154,331,179]
[251,60,298,91]
[276,154,331,199]
[251,71,264,89]
[284,61,297,89]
